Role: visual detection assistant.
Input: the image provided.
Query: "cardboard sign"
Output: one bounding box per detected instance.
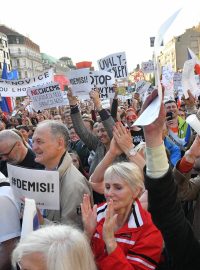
[141,61,154,73]
[173,72,182,91]
[67,69,115,99]
[162,65,174,98]
[0,69,54,97]
[27,82,64,111]
[8,164,60,210]
[98,52,128,79]
[90,70,115,99]
[67,68,91,96]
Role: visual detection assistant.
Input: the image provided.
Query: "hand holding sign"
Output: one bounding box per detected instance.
[67,87,78,106]
[89,89,102,111]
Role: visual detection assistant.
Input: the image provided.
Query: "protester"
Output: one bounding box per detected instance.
[16,125,33,147]
[164,97,192,154]
[32,120,92,228]
[0,129,44,177]
[81,123,162,270]
[12,225,97,270]
[143,89,200,270]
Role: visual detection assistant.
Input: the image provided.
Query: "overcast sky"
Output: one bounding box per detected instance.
[0,0,200,71]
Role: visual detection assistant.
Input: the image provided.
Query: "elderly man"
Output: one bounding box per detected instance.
[32,120,92,228]
[0,130,44,177]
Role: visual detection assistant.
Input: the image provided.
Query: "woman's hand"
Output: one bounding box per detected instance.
[109,136,123,157]
[81,194,97,240]
[113,122,134,155]
[103,200,118,254]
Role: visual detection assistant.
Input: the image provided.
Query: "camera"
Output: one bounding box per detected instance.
[166,112,174,121]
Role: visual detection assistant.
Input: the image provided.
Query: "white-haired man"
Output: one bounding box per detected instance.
[32,120,92,228]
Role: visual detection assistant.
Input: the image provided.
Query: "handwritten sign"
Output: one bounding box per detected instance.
[27,82,65,111]
[141,61,154,73]
[98,52,128,79]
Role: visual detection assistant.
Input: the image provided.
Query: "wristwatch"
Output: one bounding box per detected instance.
[126,146,137,158]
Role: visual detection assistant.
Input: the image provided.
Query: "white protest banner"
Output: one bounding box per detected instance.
[141,60,154,73]
[97,52,128,79]
[90,70,115,99]
[173,72,182,91]
[0,69,54,97]
[134,9,181,126]
[8,164,60,210]
[182,48,200,98]
[27,82,64,111]
[162,65,174,98]
[67,68,91,96]
[135,80,151,96]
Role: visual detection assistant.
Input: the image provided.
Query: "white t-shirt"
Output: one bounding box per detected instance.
[0,186,21,243]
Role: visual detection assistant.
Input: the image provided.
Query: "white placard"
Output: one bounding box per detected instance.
[98,52,128,79]
[90,70,115,99]
[162,65,174,98]
[8,164,60,210]
[67,68,91,96]
[0,69,54,97]
[173,72,182,91]
[182,48,200,98]
[141,61,154,73]
[27,82,64,111]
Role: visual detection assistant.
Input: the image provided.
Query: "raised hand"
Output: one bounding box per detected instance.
[103,200,118,254]
[89,89,102,110]
[142,89,166,147]
[109,136,123,157]
[113,122,134,155]
[81,194,97,240]
[67,88,78,106]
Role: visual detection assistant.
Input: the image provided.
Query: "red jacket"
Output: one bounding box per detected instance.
[91,199,163,270]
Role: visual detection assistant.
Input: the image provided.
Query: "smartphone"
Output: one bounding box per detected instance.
[166,111,174,121]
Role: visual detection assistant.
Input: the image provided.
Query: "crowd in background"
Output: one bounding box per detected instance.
[1,85,200,270]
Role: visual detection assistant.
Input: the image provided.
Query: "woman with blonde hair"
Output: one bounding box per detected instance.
[12,225,97,270]
[82,124,163,270]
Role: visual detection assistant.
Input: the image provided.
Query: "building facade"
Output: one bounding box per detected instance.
[0,32,11,75]
[0,25,43,79]
[158,23,200,71]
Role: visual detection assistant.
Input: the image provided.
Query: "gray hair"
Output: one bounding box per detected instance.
[0,129,23,144]
[12,225,97,270]
[37,120,69,148]
[104,162,144,195]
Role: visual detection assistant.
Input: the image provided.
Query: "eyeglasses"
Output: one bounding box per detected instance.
[0,142,17,158]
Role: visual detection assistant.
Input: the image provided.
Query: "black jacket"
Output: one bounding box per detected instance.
[145,168,200,270]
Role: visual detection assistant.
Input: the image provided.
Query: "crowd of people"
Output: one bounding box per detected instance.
[0,84,200,270]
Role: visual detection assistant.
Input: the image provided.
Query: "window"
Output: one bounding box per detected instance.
[18,48,21,54]
[16,37,20,44]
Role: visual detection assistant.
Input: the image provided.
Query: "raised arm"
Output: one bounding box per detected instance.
[67,89,99,151]
[143,89,200,269]
[90,89,115,139]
